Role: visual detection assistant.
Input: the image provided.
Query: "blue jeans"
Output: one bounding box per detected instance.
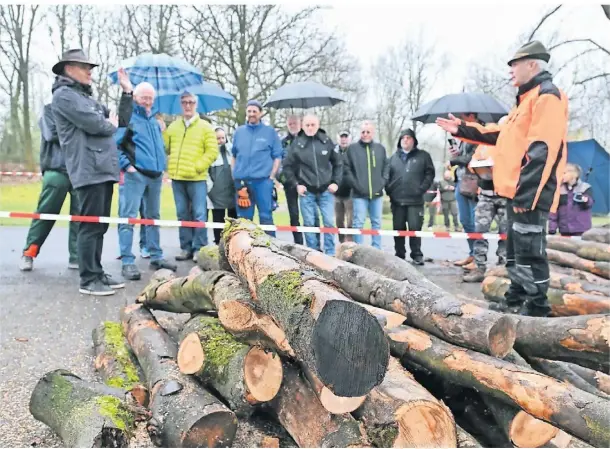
[172,180,208,252]
[352,196,383,249]
[236,178,275,237]
[299,191,336,255]
[119,171,163,264]
[118,183,147,252]
[456,180,477,256]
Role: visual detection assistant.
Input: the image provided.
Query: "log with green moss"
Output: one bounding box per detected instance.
[29,369,135,447]
[386,325,610,448]
[197,245,221,271]
[120,304,237,447]
[266,360,369,447]
[137,270,295,356]
[582,227,610,245]
[177,314,283,417]
[274,240,516,358]
[546,237,610,262]
[92,321,148,406]
[481,276,610,316]
[222,219,389,397]
[352,357,457,448]
[547,249,610,279]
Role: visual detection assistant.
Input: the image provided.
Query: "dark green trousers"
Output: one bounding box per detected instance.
[23,170,79,262]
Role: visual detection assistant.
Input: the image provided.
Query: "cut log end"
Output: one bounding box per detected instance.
[182,410,238,447]
[510,411,559,448]
[243,347,283,402]
[312,299,389,397]
[93,427,130,448]
[218,300,253,330]
[488,315,517,358]
[393,401,457,448]
[319,387,366,414]
[177,332,205,375]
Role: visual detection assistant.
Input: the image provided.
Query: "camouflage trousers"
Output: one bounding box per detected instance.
[473,194,508,270]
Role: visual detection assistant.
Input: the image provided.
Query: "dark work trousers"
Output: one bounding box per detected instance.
[283,183,304,245]
[391,203,424,260]
[209,208,237,244]
[504,200,551,316]
[75,181,114,286]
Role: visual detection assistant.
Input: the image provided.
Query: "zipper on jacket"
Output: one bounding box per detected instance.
[312,140,320,189]
[366,145,373,199]
[175,122,189,178]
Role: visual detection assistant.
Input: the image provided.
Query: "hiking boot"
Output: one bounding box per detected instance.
[79,279,115,296]
[497,256,506,265]
[140,247,150,259]
[454,256,474,267]
[489,299,523,314]
[122,264,141,281]
[68,261,79,270]
[150,259,178,272]
[463,268,485,283]
[100,273,126,289]
[463,261,477,271]
[19,256,33,271]
[518,300,551,318]
[412,257,424,266]
[175,250,193,261]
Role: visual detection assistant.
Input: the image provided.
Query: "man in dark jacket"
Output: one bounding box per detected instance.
[19,102,80,272]
[279,115,304,245]
[51,49,124,296]
[335,130,353,243]
[344,121,389,249]
[283,115,342,255]
[386,129,435,264]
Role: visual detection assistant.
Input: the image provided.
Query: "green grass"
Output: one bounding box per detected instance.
[2,181,608,230]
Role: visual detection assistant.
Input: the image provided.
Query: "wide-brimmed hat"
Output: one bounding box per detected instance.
[507,41,550,66]
[52,49,99,75]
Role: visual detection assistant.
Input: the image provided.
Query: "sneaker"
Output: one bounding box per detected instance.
[412,257,425,266]
[100,273,126,289]
[140,248,150,259]
[150,259,178,272]
[19,256,33,271]
[175,250,193,261]
[68,261,79,270]
[427,226,433,231]
[193,252,199,263]
[79,279,115,296]
[122,264,141,281]
[462,261,477,271]
[463,268,485,283]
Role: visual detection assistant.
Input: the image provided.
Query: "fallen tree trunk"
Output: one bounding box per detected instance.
[481,276,610,316]
[565,363,610,395]
[387,325,610,448]
[274,240,516,358]
[267,360,369,447]
[177,314,283,417]
[582,227,610,245]
[352,358,457,448]
[486,265,610,289]
[120,304,237,447]
[29,369,134,447]
[547,249,610,279]
[222,220,389,397]
[515,314,610,372]
[137,270,294,356]
[526,357,609,399]
[550,264,610,286]
[92,322,148,406]
[360,304,406,329]
[547,237,610,262]
[456,425,483,448]
[300,365,366,414]
[197,246,221,271]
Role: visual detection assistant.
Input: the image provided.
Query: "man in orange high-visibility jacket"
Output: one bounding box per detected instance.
[437,41,568,317]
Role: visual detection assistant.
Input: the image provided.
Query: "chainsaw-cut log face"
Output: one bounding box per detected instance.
[510,411,558,448]
[177,332,206,375]
[243,348,283,402]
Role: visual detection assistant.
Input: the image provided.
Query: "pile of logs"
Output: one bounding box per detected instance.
[29,219,609,448]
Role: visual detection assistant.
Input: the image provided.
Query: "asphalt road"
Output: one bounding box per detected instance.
[0,225,492,447]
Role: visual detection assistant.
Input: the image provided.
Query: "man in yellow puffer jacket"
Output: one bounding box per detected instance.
[163,91,219,261]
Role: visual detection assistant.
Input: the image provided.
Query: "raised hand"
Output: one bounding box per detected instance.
[436,113,461,134]
[118,68,133,93]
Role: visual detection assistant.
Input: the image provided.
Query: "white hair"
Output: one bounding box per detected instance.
[134,82,155,97]
[180,91,198,103]
[528,59,549,74]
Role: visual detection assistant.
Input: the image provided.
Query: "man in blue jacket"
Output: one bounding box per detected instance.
[231,99,283,236]
[115,79,177,280]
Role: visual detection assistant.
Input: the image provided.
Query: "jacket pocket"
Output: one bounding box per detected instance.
[87,146,116,176]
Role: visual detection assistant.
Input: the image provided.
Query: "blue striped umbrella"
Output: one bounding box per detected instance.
[156,82,235,115]
[108,53,204,92]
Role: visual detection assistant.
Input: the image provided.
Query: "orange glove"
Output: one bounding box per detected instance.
[237,186,251,208]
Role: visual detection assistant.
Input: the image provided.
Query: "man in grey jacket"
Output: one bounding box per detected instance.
[51,49,124,296]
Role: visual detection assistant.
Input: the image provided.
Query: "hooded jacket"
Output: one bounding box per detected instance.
[344,140,389,199]
[39,103,66,174]
[283,129,342,194]
[51,75,119,189]
[232,121,283,181]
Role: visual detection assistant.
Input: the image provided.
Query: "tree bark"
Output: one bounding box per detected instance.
[177,314,283,417]
[582,227,610,245]
[360,304,407,329]
[547,249,610,279]
[120,304,237,447]
[546,236,610,262]
[274,240,516,358]
[137,270,295,356]
[565,363,610,395]
[352,358,457,448]
[29,369,133,447]
[486,265,610,288]
[222,220,389,397]
[387,325,610,447]
[92,322,148,406]
[197,246,221,271]
[266,360,369,448]
[482,276,610,316]
[550,265,610,286]
[456,425,483,448]
[515,314,610,372]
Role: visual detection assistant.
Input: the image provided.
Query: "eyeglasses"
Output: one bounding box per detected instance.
[181,100,196,105]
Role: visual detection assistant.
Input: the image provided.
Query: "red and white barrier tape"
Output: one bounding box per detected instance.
[1,171,174,183]
[4,210,576,240]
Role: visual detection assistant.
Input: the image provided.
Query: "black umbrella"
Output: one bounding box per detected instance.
[264,81,345,109]
[412,92,510,124]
